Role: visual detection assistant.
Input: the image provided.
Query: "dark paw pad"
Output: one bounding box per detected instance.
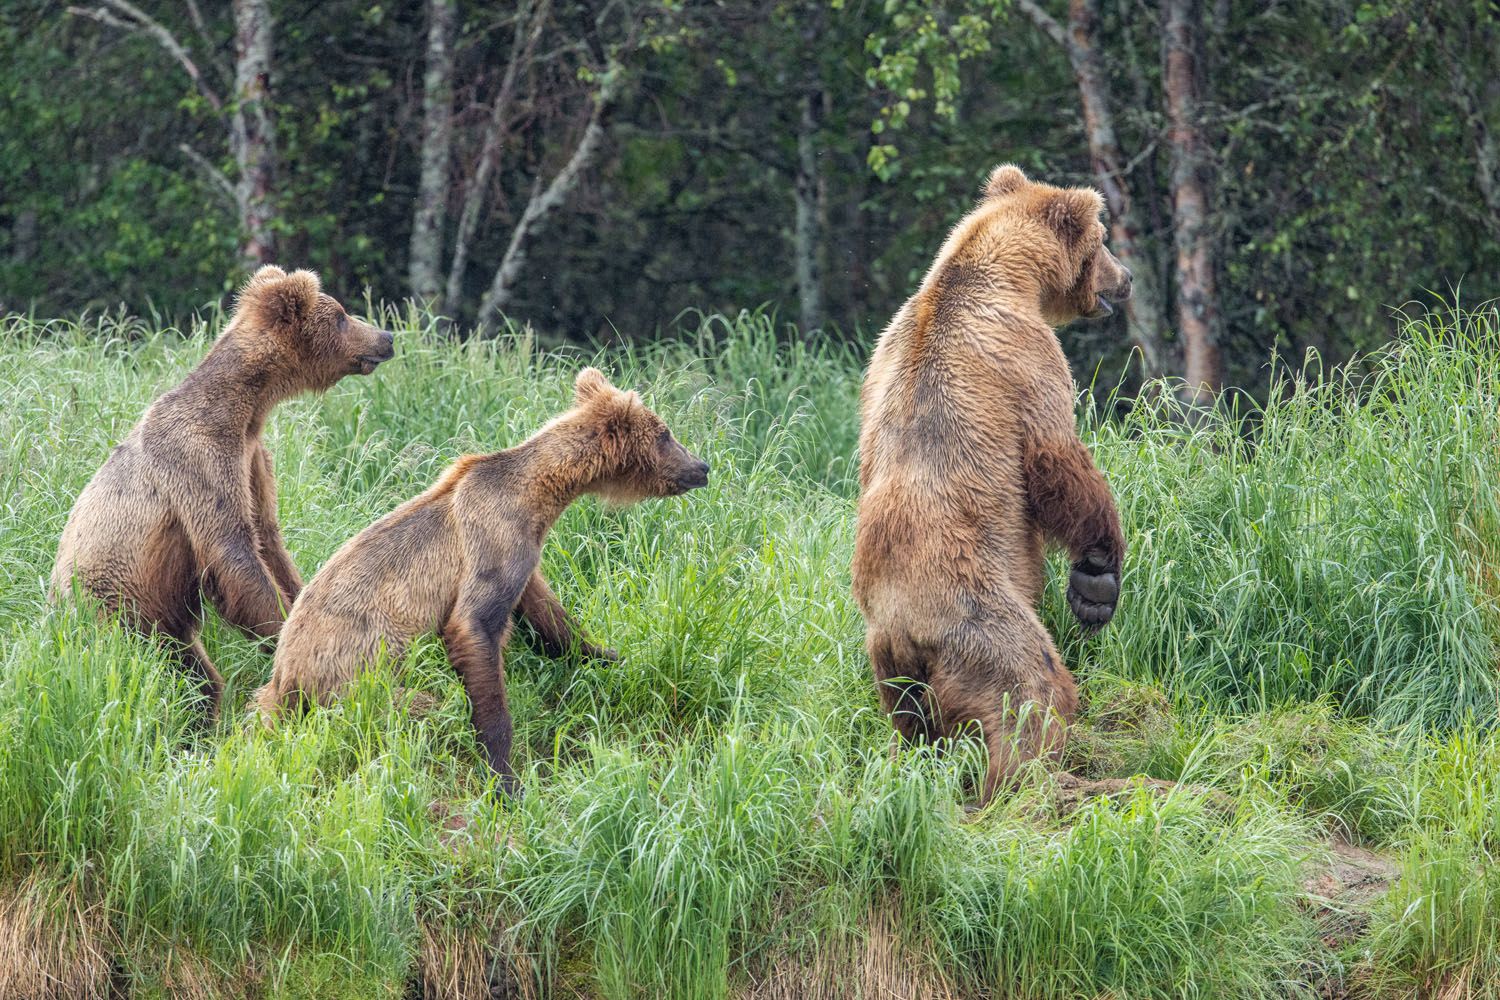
[1067,559,1119,635]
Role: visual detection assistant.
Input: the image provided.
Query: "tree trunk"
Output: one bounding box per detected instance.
[474,66,621,333]
[231,0,276,267]
[409,0,457,304]
[1442,17,1500,241]
[1162,0,1222,401]
[1068,0,1171,378]
[1017,0,1171,379]
[794,85,825,334]
[444,0,550,318]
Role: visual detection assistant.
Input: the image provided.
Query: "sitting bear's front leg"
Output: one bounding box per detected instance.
[513,570,618,662]
[443,566,530,796]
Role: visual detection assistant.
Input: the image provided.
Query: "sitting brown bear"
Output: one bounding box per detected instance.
[851,164,1132,802]
[254,368,709,795]
[51,266,395,718]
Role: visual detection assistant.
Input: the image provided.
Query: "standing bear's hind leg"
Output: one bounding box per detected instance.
[870,633,940,746]
[942,606,1077,804]
[178,637,225,720]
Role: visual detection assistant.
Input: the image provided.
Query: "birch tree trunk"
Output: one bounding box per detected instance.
[794,85,825,334]
[231,0,276,267]
[443,0,549,316]
[1017,0,1171,379]
[474,65,622,333]
[1162,0,1222,401]
[409,0,457,303]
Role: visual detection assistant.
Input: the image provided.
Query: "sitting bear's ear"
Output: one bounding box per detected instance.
[573,366,613,405]
[237,268,321,330]
[246,264,288,287]
[984,164,1029,199]
[1042,189,1104,247]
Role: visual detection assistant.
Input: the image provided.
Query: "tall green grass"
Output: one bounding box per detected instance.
[0,303,1497,996]
[1072,304,1500,730]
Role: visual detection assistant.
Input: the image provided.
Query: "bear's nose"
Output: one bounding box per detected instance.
[376,329,395,359]
[1120,265,1133,285]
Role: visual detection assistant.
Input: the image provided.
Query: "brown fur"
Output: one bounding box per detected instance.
[851,164,1132,802]
[254,368,709,794]
[50,266,395,718]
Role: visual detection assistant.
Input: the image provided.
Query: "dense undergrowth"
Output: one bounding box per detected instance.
[1,302,1498,998]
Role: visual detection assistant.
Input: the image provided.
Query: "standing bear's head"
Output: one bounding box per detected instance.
[559,367,710,503]
[224,265,396,392]
[981,164,1133,326]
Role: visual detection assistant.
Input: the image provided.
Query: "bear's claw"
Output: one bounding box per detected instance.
[1068,559,1118,635]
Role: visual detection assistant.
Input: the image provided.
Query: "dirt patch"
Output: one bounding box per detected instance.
[1304,837,1396,952]
[1048,771,1237,818]
[1302,837,1397,1000]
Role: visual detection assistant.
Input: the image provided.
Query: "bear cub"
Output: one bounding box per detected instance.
[52,266,395,718]
[255,368,709,794]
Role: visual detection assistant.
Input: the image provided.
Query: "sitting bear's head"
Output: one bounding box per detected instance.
[567,367,709,502]
[228,265,396,391]
[982,164,1133,326]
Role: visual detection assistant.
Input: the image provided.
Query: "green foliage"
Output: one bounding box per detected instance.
[4,0,1493,390]
[859,0,1012,178]
[1368,728,1500,996]
[1065,302,1500,730]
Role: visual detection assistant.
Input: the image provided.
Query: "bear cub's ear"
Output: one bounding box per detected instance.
[246,264,288,287]
[1042,189,1104,246]
[984,164,1030,199]
[237,268,321,330]
[573,366,615,406]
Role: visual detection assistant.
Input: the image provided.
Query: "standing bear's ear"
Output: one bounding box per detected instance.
[1041,188,1105,246]
[983,164,1030,199]
[573,366,614,406]
[236,268,321,330]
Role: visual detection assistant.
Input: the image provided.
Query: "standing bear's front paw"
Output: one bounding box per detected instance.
[1067,551,1119,634]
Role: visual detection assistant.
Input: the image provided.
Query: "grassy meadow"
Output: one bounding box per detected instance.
[2,302,1499,998]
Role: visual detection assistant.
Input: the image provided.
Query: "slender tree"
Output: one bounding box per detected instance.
[443,0,549,317]
[1017,0,1171,378]
[793,6,826,334]
[68,0,278,267]
[410,0,458,303]
[1162,0,1221,399]
[475,65,623,331]
[231,0,276,266]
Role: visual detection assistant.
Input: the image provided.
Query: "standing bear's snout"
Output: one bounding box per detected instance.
[682,457,710,491]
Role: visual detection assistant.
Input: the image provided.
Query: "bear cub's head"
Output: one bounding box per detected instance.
[229,265,396,390]
[567,367,710,502]
[983,164,1133,326]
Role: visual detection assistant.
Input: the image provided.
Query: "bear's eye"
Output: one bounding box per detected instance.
[656,428,673,450]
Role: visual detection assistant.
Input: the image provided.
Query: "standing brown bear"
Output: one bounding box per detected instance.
[254,368,709,795]
[852,164,1132,802]
[51,265,395,718]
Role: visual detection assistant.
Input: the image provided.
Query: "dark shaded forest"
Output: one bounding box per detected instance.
[2,0,1496,393]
